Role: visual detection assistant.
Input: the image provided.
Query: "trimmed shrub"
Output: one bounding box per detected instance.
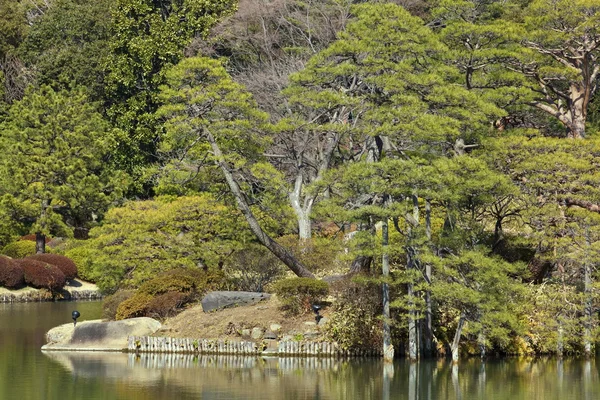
[25,254,77,280]
[0,255,25,289]
[113,268,223,320]
[16,259,66,292]
[64,245,96,282]
[102,290,136,320]
[146,292,187,319]
[2,241,36,259]
[271,277,329,315]
[138,268,224,296]
[115,293,153,320]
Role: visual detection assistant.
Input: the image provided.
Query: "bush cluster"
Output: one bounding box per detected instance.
[2,241,36,259]
[0,256,25,289]
[325,279,383,351]
[16,259,66,292]
[102,290,136,320]
[271,277,329,315]
[115,293,154,320]
[113,268,223,320]
[63,245,95,281]
[222,245,284,292]
[26,254,77,280]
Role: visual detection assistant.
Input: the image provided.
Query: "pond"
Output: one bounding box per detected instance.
[1,301,599,400]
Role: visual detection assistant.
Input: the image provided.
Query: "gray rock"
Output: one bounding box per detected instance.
[43,317,162,351]
[251,327,264,340]
[304,331,319,340]
[318,317,329,327]
[241,329,251,338]
[269,323,282,333]
[264,331,277,340]
[201,291,271,312]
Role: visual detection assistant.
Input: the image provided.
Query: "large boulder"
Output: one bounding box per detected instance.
[201,291,271,312]
[43,317,161,351]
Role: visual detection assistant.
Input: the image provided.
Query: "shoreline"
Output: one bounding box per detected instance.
[0,279,102,303]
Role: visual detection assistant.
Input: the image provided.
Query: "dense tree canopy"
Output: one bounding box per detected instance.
[0,86,126,252]
[1,0,600,360]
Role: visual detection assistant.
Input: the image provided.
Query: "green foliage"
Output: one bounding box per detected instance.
[64,195,248,292]
[115,293,154,320]
[431,250,527,347]
[115,268,221,320]
[1,241,36,259]
[102,289,135,320]
[105,0,237,179]
[62,244,95,282]
[137,268,223,296]
[18,0,113,100]
[272,277,329,315]
[325,280,383,351]
[0,85,127,240]
[0,255,24,289]
[157,56,268,182]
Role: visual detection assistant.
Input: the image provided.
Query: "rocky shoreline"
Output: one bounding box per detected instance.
[0,279,102,303]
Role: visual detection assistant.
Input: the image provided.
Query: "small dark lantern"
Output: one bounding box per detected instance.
[72,310,80,327]
[312,304,322,324]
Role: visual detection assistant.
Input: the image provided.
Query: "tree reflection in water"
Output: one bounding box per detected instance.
[39,352,600,400]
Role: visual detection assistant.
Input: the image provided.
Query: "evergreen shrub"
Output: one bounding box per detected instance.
[64,246,95,281]
[271,277,329,315]
[16,259,66,292]
[0,255,25,289]
[114,268,223,320]
[26,254,77,280]
[2,241,36,259]
[115,293,153,320]
[103,290,136,320]
[137,268,223,296]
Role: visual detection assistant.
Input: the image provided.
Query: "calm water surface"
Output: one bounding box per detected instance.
[1,301,600,400]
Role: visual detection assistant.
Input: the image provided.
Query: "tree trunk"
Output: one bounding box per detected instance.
[584,227,593,358]
[36,199,48,254]
[407,276,417,361]
[35,232,46,254]
[557,318,564,358]
[478,331,486,359]
[206,129,315,278]
[382,217,394,362]
[289,173,314,240]
[407,194,420,362]
[451,313,466,364]
[424,199,433,357]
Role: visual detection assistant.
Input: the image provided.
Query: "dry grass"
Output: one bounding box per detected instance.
[158,296,329,340]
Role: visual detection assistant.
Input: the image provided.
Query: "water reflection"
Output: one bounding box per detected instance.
[3,302,600,400]
[41,352,600,400]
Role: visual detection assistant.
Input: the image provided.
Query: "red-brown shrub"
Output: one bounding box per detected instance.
[19,234,51,243]
[26,254,78,280]
[146,292,188,319]
[0,256,24,289]
[16,259,66,292]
